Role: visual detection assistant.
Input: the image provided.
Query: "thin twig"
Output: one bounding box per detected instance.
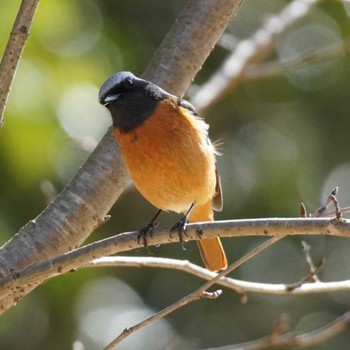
[243,37,350,82]
[303,187,350,218]
[0,0,41,125]
[104,236,282,349]
[301,241,322,282]
[319,206,350,218]
[213,310,350,350]
[313,187,338,217]
[300,202,307,218]
[286,259,325,291]
[330,193,342,220]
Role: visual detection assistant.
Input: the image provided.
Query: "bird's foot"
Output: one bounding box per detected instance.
[137,221,159,252]
[170,216,188,249]
[137,209,162,252]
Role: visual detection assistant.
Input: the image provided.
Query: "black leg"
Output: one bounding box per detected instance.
[170,203,195,244]
[137,209,162,248]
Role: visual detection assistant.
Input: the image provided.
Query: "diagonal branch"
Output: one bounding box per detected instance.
[191,0,320,110]
[243,37,350,81]
[143,0,245,96]
[0,0,40,125]
[104,237,282,349]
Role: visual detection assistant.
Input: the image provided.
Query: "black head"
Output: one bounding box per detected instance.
[99,71,169,133]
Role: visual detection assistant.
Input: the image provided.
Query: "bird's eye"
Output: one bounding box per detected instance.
[124,77,134,88]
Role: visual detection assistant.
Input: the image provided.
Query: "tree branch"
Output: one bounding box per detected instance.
[87,256,350,296]
[221,310,350,350]
[0,0,40,125]
[0,217,349,306]
[242,37,350,82]
[191,0,320,111]
[144,0,245,96]
[0,0,244,314]
[104,237,281,349]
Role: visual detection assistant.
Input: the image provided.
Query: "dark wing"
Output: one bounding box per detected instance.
[212,167,223,212]
[178,98,200,117]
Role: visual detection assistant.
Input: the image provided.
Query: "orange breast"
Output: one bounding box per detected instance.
[115,98,217,213]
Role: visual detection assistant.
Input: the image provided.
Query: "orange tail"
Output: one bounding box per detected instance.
[188,201,227,272]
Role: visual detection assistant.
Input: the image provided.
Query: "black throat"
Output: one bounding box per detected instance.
[107,83,167,133]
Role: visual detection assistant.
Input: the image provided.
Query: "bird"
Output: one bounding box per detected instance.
[99,71,227,271]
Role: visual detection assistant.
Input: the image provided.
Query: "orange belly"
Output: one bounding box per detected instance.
[115,99,217,213]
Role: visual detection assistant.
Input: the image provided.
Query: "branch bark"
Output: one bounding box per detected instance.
[143,0,245,96]
[0,0,244,314]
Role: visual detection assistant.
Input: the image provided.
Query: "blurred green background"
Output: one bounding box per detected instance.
[1,0,350,349]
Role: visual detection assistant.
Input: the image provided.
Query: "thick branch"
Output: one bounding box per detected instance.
[0,0,40,125]
[144,0,245,96]
[0,0,244,313]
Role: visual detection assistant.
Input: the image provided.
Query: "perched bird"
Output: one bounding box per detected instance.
[99,71,227,271]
